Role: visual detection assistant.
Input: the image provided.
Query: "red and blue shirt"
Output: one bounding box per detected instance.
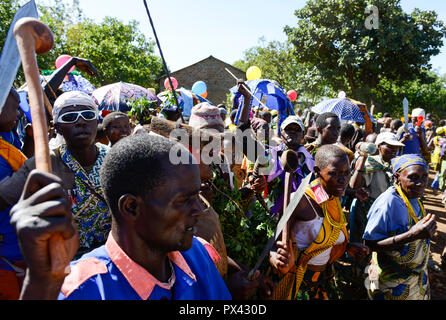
[58,234,231,300]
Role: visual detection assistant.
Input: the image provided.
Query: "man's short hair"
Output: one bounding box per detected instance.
[339,123,355,140]
[315,144,348,169]
[315,112,339,129]
[102,111,129,130]
[9,87,19,102]
[261,111,271,118]
[391,119,403,130]
[99,133,191,218]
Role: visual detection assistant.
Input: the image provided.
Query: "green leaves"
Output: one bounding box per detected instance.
[285,0,446,107]
[212,174,277,270]
[2,0,164,90]
[127,97,159,125]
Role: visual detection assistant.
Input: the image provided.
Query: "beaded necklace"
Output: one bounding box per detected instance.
[395,184,425,227]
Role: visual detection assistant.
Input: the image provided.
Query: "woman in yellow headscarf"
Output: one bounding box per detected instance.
[268,145,369,300]
[429,126,446,171]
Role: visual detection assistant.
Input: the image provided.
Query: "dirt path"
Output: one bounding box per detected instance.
[336,170,446,299]
[424,170,446,299]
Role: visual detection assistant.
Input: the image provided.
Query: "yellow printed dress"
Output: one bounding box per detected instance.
[269,182,348,300]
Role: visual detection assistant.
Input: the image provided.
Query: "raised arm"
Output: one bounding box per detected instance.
[10,170,79,300]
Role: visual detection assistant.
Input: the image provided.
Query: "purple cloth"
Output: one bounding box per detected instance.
[267,143,315,216]
[441,142,446,156]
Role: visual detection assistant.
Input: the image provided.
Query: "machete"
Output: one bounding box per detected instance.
[247,173,312,280]
[0,0,38,113]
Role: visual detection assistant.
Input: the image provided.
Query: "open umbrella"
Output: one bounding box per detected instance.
[92,81,160,112]
[348,98,376,123]
[311,97,370,123]
[229,79,295,134]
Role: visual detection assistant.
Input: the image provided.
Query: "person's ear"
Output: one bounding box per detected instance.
[54,123,62,135]
[313,165,321,178]
[118,194,140,219]
[393,172,400,184]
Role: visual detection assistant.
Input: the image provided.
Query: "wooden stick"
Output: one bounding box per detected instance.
[14,17,68,279]
[281,171,293,246]
[280,150,299,248]
[224,67,269,110]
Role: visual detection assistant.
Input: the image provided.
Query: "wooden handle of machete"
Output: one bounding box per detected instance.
[14,18,69,279]
[280,150,299,249]
[282,172,292,246]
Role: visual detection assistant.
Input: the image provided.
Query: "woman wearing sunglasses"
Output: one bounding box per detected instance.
[0,91,111,259]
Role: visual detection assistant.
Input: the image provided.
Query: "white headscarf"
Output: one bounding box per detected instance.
[50,91,99,149]
[52,91,98,123]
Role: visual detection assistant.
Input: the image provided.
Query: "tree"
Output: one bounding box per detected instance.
[37,1,164,89]
[0,0,20,51]
[233,37,333,107]
[1,0,164,90]
[284,0,446,111]
[374,71,446,118]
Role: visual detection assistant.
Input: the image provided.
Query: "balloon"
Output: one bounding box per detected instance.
[192,81,207,95]
[164,77,178,90]
[246,66,261,81]
[338,91,346,99]
[55,54,75,73]
[201,91,208,99]
[147,88,156,95]
[287,90,297,102]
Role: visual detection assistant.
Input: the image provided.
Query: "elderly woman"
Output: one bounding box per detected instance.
[363,154,436,300]
[269,145,369,300]
[0,91,111,256]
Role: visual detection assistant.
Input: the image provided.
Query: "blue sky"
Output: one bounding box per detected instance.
[37,0,446,74]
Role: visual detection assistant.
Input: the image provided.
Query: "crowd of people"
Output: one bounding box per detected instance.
[0,53,443,301]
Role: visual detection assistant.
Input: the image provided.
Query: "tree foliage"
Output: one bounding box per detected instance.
[284,0,446,111]
[374,71,446,118]
[233,37,334,107]
[1,0,164,90]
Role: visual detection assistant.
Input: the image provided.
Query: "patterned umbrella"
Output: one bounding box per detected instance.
[92,81,160,112]
[348,98,376,123]
[311,97,369,123]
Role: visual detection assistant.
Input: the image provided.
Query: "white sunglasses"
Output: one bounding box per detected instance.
[57,110,98,124]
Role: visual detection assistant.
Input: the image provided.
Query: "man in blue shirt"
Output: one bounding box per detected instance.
[0,88,27,300]
[11,133,232,300]
[396,108,429,157]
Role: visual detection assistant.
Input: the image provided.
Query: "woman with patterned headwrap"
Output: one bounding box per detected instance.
[363,154,436,300]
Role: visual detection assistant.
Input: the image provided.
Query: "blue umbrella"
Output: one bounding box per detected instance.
[173,88,214,117]
[311,98,371,123]
[229,79,295,134]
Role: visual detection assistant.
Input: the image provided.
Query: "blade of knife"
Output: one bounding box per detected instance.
[247,173,312,279]
[0,0,38,112]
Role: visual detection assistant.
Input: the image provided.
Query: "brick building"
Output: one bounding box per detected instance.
[158,56,245,106]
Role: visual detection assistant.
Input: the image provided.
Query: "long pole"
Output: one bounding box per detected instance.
[143,0,184,123]
[224,67,269,110]
[14,17,69,279]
